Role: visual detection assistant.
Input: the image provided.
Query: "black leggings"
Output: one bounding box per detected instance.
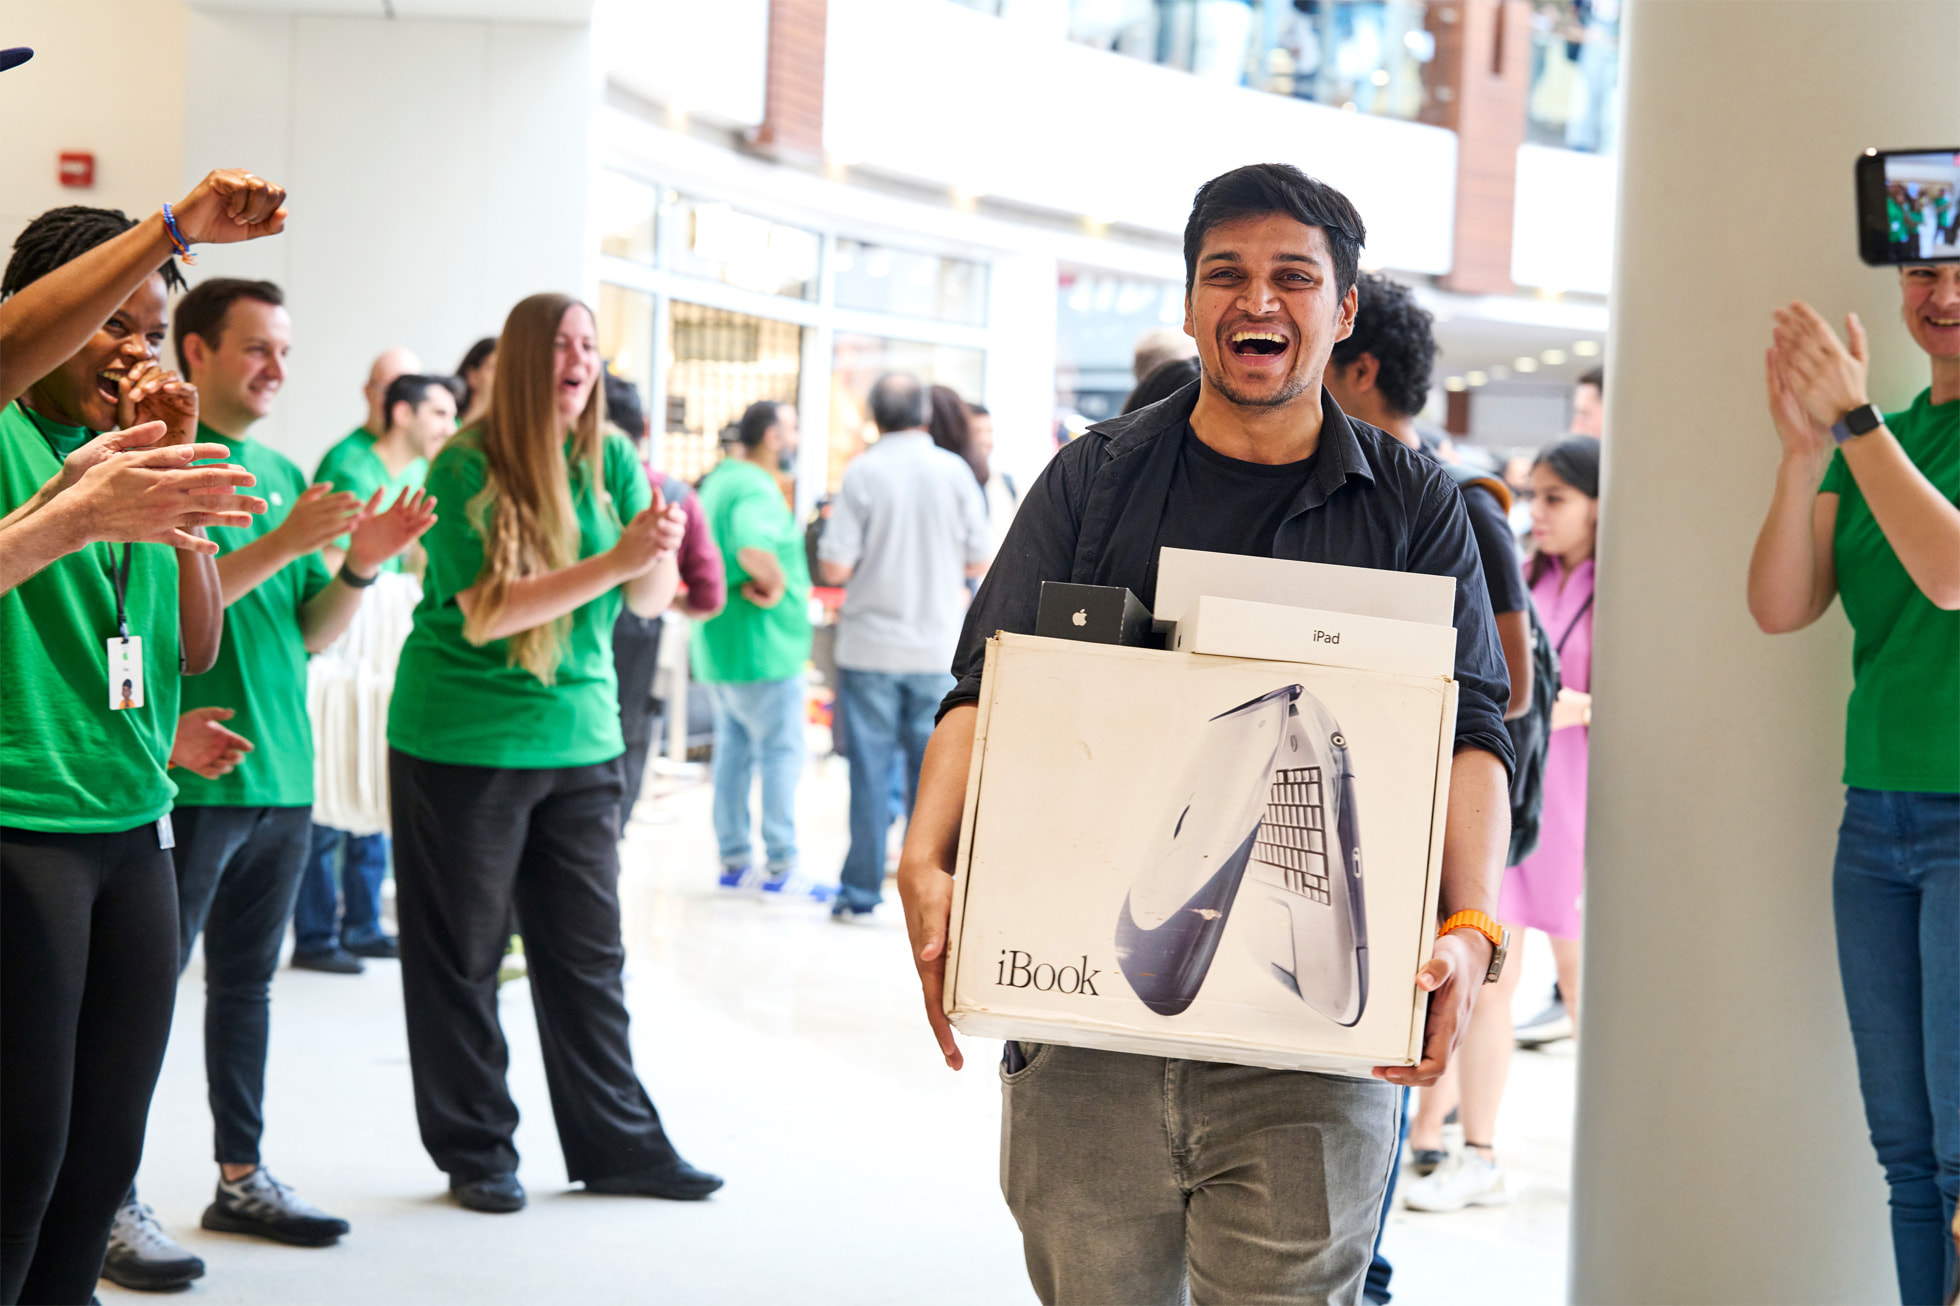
[1,824,178,1306]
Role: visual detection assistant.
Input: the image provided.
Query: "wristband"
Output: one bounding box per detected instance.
[337,560,378,589]
[160,203,197,265]
[1438,910,1509,984]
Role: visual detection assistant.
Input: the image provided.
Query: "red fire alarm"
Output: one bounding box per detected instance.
[59,152,94,188]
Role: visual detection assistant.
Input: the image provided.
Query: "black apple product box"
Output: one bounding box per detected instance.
[1034,582,1156,647]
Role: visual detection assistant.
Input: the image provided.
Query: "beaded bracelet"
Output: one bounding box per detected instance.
[160,203,197,265]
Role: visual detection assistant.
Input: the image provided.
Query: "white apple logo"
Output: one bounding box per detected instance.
[1071,609,1088,627]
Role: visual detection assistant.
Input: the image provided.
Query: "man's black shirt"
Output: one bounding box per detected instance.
[944,381,1515,777]
[1455,477,1529,617]
[1152,423,1315,586]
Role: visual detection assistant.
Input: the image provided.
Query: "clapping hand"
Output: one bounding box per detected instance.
[55,422,266,551]
[1770,302,1870,432]
[609,488,687,579]
[168,707,254,779]
[272,484,365,558]
[344,488,437,578]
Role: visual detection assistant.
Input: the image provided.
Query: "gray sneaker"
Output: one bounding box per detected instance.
[103,1199,205,1291]
[200,1168,349,1246]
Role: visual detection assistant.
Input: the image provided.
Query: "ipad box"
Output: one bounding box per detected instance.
[943,630,1459,1076]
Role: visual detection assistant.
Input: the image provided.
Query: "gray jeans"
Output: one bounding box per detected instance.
[1000,1043,1399,1306]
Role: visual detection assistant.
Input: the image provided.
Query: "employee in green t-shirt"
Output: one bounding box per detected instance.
[692,399,826,900]
[311,345,423,498]
[293,373,458,973]
[1748,265,1959,1306]
[387,292,720,1215]
[99,278,435,1289]
[0,203,240,1306]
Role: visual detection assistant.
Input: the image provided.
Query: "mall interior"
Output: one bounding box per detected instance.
[0,1,1955,1304]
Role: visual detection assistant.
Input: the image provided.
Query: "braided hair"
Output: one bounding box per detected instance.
[1,205,185,301]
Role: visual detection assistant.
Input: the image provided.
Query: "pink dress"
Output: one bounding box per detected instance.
[1498,557,1593,940]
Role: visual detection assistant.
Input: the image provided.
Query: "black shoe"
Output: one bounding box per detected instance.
[449,1173,526,1213]
[201,1168,349,1246]
[291,947,364,975]
[344,934,400,960]
[103,1199,206,1291]
[583,1159,724,1201]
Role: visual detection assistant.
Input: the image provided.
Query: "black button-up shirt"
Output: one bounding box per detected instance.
[943,381,1515,776]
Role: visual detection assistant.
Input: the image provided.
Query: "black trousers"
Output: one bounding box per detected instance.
[1,825,178,1306]
[613,610,666,826]
[170,804,313,1164]
[390,749,680,1183]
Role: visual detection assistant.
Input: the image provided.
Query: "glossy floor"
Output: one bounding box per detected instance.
[107,747,1573,1305]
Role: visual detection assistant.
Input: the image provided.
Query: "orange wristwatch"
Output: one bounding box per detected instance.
[1437,910,1509,984]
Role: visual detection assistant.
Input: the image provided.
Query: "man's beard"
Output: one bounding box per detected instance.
[1200,358,1316,410]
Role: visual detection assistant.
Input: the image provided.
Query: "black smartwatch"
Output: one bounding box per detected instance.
[337,560,378,589]
[1831,403,1884,444]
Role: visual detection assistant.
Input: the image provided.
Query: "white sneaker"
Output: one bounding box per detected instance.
[1402,1149,1508,1212]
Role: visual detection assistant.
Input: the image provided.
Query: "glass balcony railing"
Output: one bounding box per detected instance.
[1526,0,1620,154]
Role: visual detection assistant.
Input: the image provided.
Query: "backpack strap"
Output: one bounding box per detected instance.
[1441,460,1513,514]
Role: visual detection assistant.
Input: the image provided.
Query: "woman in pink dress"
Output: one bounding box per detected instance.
[1404,437,1599,1213]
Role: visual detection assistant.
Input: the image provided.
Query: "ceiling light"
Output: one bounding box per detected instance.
[1541,349,1567,365]
[1514,357,1539,373]
[1466,371,1488,387]
[1444,377,1467,392]
[1491,365,1510,380]
[1573,339,1601,356]
[1370,69,1391,86]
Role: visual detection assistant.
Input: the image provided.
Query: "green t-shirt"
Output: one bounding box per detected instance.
[388,429,652,768]
[691,458,812,683]
[1819,388,1959,792]
[0,402,183,831]
[314,433,427,573]
[173,425,333,807]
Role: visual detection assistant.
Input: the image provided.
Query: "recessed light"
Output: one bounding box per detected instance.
[1573,339,1601,357]
[1541,349,1567,365]
[1444,377,1467,392]
[1514,357,1539,373]
[1491,365,1510,380]
[1466,371,1488,387]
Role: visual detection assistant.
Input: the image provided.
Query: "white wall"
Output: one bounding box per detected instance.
[824,0,1459,277]
[1511,144,1616,294]
[1572,1,1958,1300]
[179,8,594,473]
[592,0,767,131]
[0,3,188,252]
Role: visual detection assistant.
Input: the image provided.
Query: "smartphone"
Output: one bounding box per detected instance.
[1857,148,1960,266]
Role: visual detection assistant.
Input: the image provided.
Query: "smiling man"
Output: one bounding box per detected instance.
[895,164,1515,1305]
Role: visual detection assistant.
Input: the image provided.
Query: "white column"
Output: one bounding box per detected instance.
[1574,2,1959,1302]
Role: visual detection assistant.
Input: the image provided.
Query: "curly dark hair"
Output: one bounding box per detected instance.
[1328,272,1435,418]
[2,205,185,300]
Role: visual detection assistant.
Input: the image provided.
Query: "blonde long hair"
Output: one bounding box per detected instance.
[461,293,605,684]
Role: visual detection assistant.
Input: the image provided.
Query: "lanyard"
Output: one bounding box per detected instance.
[109,542,133,641]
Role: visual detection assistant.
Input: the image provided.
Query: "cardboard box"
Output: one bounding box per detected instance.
[944,633,1457,1076]
[1173,595,1457,679]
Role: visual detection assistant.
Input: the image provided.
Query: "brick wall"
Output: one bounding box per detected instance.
[747,0,826,164]
[1423,0,1532,295]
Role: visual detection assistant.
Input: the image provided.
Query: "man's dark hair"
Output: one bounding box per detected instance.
[2,205,186,301]
[1328,272,1436,418]
[967,402,990,418]
[1577,365,1604,393]
[385,374,450,427]
[868,373,928,434]
[736,399,785,450]
[1122,356,1202,415]
[605,372,647,437]
[1182,163,1366,297]
[172,278,284,371]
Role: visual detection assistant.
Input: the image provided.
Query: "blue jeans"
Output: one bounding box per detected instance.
[708,677,807,874]
[1834,787,1959,1306]
[835,668,951,911]
[293,824,389,953]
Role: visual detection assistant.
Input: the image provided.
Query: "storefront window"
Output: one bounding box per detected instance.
[1525,0,1620,154]
[669,197,821,300]
[596,283,656,427]
[1068,0,1437,123]
[833,240,988,327]
[1054,272,1185,423]
[664,301,806,484]
[596,170,658,266]
[828,333,986,492]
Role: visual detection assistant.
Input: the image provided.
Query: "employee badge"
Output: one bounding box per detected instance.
[108,636,144,711]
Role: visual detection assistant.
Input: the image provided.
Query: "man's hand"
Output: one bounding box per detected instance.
[170,170,289,245]
[609,490,687,580]
[55,419,170,492]
[1372,927,1493,1087]
[1551,686,1592,732]
[273,484,365,559]
[168,707,254,779]
[740,578,786,609]
[117,357,199,446]
[343,488,437,579]
[897,854,965,1071]
[1770,301,1870,430]
[68,444,265,552]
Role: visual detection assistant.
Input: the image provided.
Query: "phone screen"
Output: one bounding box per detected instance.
[1857,149,1960,266]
